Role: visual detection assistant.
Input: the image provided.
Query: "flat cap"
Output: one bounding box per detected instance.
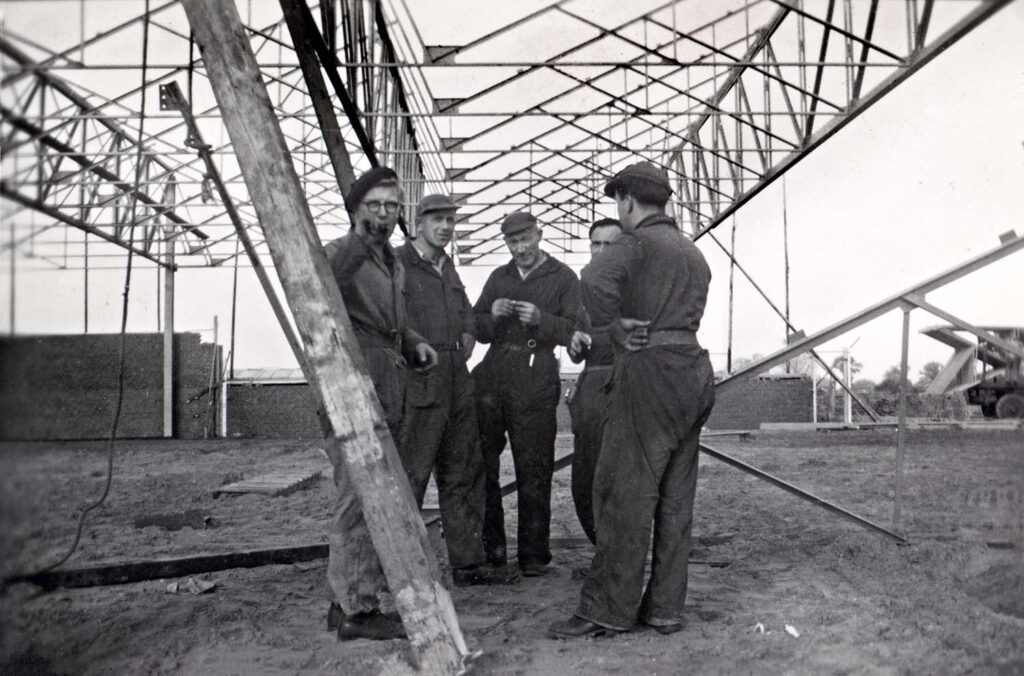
[603,161,673,200]
[345,166,398,213]
[501,211,538,236]
[416,194,458,218]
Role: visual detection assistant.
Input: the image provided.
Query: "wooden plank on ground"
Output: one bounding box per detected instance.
[213,468,322,498]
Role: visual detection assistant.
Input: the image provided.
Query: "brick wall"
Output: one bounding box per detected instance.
[0,333,219,440]
[706,374,813,430]
[225,382,322,439]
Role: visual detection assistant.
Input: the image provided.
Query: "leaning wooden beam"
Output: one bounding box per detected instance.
[178,1,467,672]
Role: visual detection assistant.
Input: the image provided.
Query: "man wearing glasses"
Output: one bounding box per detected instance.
[322,166,437,641]
[472,212,582,578]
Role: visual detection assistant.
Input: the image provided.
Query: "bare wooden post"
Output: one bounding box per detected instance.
[162,233,174,438]
[179,2,468,671]
[894,306,911,530]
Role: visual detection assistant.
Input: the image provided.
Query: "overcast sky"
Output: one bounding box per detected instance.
[1,1,1022,383]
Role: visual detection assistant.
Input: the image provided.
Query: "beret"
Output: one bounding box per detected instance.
[345,166,399,212]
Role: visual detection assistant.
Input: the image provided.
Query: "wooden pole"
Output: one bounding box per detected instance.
[162,232,174,438]
[894,307,911,530]
[179,2,468,671]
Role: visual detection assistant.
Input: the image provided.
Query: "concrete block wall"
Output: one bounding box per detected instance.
[705,374,813,430]
[0,333,219,441]
[225,382,322,439]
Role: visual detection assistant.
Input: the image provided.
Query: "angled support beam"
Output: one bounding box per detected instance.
[179,1,467,671]
[693,0,1014,240]
[717,231,1024,395]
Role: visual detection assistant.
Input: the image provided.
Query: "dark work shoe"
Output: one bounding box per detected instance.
[520,562,548,578]
[337,609,406,641]
[641,618,684,635]
[452,563,520,587]
[548,615,622,639]
[327,602,344,631]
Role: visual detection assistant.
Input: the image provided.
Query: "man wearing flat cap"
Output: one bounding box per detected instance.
[472,211,583,578]
[322,167,438,641]
[396,194,517,587]
[550,161,715,639]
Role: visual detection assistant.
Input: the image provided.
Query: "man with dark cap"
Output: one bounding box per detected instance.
[549,161,715,638]
[566,217,622,544]
[397,194,518,586]
[322,166,438,641]
[472,211,582,578]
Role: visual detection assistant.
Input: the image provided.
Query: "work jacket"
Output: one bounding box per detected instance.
[473,255,582,351]
[582,213,710,340]
[398,241,474,352]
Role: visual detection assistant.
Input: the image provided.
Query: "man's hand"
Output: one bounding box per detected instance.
[612,317,651,352]
[491,298,516,320]
[513,300,541,326]
[461,333,476,362]
[412,343,438,371]
[568,330,592,362]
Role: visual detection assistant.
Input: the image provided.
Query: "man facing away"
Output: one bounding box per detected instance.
[322,166,437,641]
[567,218,622,544]
[549,161,715,638]
[472,212,583,578]
[397,194,518,586]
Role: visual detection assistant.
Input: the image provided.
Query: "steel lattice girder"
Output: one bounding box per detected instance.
[0,0,1014,270]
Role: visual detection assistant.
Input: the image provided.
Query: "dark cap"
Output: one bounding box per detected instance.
[416,194,458,218]
[501,211,538,236]
[345,166,399,213]
[603,161,673,201]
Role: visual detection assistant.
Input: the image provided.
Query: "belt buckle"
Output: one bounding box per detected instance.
[526,339,537,349]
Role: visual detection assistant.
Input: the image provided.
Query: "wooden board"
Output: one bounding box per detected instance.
[213,468,322,498]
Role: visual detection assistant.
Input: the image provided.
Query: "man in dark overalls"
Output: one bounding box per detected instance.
[567,218,622,544]
[323,167,437,641]
[550,162,715,638]
[397,194,518,586]
[472,212,582,577]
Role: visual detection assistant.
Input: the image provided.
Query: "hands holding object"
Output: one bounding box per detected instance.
[492,298,541,327]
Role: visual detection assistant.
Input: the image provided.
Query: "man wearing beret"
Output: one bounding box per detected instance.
[472,212,583,578]
[550,161,715,638]
[322,167,438,641]
[566,217,623,545]
[396,194,518,586]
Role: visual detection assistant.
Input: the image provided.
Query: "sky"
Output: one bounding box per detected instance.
[1,1,1022,383]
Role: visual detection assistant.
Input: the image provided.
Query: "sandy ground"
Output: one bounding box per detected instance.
[1,428,1023,675]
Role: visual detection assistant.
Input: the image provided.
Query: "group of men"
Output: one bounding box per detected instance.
[321,160,715,642]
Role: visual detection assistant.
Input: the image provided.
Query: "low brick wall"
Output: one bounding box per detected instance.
[0,333,219,441]
[706,374,813,430]
[225,382,322,439]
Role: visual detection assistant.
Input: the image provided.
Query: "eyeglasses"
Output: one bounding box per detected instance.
[363,200,401,215]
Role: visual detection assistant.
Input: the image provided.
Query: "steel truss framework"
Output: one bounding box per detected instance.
[0,0,1013,274]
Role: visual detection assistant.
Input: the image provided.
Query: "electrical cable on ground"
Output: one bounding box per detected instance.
[2,1,152,590]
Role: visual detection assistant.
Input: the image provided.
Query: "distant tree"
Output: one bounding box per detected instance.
[916,361,943,389]
[877,366,913,393]
[852,378,877,394]
[831,354,863,379]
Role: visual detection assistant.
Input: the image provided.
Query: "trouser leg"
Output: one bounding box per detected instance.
[638,433,700,626]
[398,395,446,507]
[569,370,607,545]
[327,437,386,614]
[507,379,558,567]
[575,390,666,629]
[434,373,486,569]
[477,387,509,564]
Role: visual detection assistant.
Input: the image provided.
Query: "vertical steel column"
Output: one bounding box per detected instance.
[162,231,175,438]
[894,307,911,529]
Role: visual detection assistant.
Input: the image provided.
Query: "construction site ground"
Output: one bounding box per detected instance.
[2,427,1023,675]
